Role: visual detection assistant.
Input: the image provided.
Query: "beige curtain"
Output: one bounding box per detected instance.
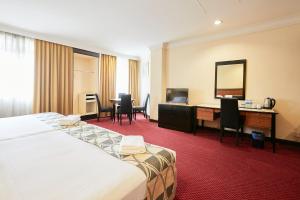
[99,54,117,111]
[129,59,140,106]
[33,40,73,115]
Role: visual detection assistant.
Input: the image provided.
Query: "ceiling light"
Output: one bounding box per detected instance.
[214,20,223,25]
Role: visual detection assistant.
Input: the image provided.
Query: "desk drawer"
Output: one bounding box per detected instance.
[243,112,272,129]
[197,108,217,121]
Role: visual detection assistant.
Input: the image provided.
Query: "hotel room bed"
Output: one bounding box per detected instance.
[0,113,177,200]
[0,131,147,200]
[0,112,82,141]
[64,124,177,200]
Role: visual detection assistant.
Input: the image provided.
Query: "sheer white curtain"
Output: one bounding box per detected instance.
[0,32,34,117]
[116,57,129,97]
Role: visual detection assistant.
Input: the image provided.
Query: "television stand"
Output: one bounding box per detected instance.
[158,103,196,133]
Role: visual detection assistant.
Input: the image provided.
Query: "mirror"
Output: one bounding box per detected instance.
[215,59,246,100]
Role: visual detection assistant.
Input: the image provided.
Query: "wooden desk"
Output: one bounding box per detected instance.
[196,104,278,153]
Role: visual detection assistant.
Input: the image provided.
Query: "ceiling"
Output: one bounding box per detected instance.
[0,0,300,57]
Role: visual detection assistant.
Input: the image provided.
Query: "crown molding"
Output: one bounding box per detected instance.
[0,23,139,60]
[149,42,170,52]
[149,43,164,51]
[168,14,300,48]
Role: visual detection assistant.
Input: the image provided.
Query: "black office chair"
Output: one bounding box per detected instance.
[220,98,244,145]
[133,94,150,119]
[94,94,114,121]
[117,94,133,125]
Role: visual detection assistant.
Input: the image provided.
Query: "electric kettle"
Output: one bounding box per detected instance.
[263,97,276,109]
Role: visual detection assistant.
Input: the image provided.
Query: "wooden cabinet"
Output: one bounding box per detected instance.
[73,53,98,115]
[79,93,97,116]
[158,104,196,132]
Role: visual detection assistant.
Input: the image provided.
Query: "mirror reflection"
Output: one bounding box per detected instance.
[215,60,246,100]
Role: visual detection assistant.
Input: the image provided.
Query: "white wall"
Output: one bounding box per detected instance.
[150,47,164,120]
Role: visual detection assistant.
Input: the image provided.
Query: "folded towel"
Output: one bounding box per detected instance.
[58,115,81,126]
[119,136,146,155]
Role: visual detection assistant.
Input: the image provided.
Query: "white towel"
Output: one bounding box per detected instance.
[58,115,81,126]
[119,136,146,155]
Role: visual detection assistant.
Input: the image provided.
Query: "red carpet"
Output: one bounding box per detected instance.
[87,115,300,200]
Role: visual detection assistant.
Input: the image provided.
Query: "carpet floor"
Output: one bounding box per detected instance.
[87,114,300,200]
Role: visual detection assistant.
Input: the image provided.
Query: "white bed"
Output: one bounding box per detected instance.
[0,114,55,141]
[0,130,147,200]
[0,112,83,141]
[0,113,176,200]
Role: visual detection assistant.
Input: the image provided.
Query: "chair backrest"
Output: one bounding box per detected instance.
[94,93,101,113]
[220,98,240,129]
[118,93,127,98]
[120,94,132,114]
[144,94,150,109]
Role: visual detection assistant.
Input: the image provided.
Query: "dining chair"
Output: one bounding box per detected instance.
[220,98,244,145]
[94,94,114,121]
[133,94,150,119]
[116,93,127,109]
[118,93,127,98]
[117,94,133,125]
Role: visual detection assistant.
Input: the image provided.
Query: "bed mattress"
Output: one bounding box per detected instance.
[0,114,55,141]
[0,112,81,141]
[0,131,147,200]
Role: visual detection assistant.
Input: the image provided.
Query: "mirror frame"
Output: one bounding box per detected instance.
[214,59,247,100]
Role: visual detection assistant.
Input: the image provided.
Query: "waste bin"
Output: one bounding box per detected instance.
[251,131,265,149]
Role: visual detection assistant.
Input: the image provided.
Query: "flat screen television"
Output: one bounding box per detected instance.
[166,88,189,104]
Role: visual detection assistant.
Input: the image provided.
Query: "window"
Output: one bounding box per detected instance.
[0,32,34,117]
[116,57,129,97]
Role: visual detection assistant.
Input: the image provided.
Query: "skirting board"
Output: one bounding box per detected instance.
[81,114,97,120]
[197,125,300,147]
[149,118,158,123]
[149,119,300,147]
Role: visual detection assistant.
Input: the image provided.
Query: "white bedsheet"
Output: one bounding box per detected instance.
[0,131,147,200]
[0,115,54,141]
